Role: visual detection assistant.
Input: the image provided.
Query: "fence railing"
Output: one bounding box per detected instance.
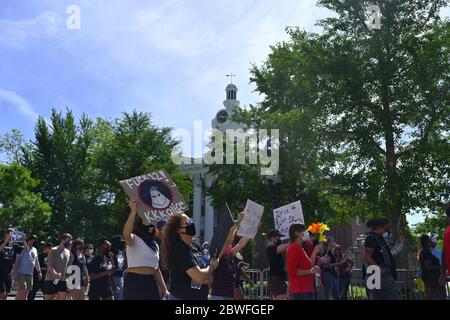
[243,268,450,300]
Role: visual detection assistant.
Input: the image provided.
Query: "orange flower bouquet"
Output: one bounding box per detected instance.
[307,222,330,242]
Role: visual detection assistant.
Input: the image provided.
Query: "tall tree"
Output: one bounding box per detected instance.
[248,0,449,240]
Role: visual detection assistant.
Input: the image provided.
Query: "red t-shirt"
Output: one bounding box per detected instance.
[444,226,450,275]
[286,242,314,294]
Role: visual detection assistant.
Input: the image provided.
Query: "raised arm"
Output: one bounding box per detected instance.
[123,199,137,246]
[218,212,245,259]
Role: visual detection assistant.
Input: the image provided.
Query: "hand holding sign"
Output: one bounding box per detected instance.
[237,200,264,239]
[273,201,304,241]
[120,170,188,225]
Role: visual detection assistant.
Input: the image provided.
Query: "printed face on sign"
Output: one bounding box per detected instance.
[138,180,173,210]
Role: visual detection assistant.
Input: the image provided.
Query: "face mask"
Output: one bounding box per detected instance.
[63,241,71,248]
[303,232,311,242]
[275,239,282,245]
[184,222,196,236]
[383,232,389,239]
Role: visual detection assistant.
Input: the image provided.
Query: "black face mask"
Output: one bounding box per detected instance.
[275,239,282,246]
[183,222,196,236]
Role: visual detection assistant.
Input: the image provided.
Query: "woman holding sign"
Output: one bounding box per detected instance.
[286,223,321,300]
[123,199,169,300]
[210,212,250,300]
[161,213,219,300]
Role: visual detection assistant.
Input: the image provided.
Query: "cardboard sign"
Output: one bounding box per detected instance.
[237,199,264,239]
[273,201,304,241]
[209,203,235,258]
[119,169,188,225]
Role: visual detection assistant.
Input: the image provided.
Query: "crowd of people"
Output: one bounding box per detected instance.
[0,202,449,301]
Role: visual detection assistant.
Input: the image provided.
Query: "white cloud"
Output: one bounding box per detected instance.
[0,11,62,48]
[0,88,39,121]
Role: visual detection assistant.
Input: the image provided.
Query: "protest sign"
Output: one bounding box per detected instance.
[119,169,188,225]
[209,203,235,258]
[237,199,264,239]
[273,201,304,241]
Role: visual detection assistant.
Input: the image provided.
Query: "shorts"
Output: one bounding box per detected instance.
[0,271,12,293]
[88,287,114,300]
[269,277,287,297]
[17,273,33,290]
[43,280,68,295]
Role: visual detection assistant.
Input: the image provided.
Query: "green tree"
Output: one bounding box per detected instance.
[244,0,449,240]
[0,163,51,237]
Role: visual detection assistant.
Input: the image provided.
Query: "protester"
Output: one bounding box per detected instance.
[0,229,15,300]
[68,239,89,300]
[363,218,398,300]
[155,220,170,286]
[320,238,339,300]
[333,245,354,300]
[28,242,52,300]
[439,206,450,287]
[286,223,321,300]
[161,212,219,300]
[210,212,249,300]
[418,235,446,300]
[84,244,95,265]
[233,252,245,300]
[43,233,74,300]
[265,229,289,300]
[87,238,115,300]
[110,235,127,300]
[11,235,42,300]
[123,199,169,300]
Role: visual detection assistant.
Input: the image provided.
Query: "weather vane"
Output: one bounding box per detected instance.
[226,73,236,84]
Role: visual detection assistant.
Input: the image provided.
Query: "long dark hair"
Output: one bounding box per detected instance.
[133,216,158,252]
[161,213,184,271]
[70,239,85,263]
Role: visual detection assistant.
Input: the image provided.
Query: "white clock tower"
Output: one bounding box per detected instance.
[211,83,244,132]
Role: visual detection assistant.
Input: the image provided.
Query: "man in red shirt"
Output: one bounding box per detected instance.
[440,206,450,286]
[286,223,320,300]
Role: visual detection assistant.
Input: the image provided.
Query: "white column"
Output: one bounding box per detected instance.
[193,174,202,243]
[204,175,215,243]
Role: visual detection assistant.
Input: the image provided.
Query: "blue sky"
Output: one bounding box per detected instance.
[0,0,449,226]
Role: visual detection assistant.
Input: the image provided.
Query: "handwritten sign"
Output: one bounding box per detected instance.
[119,169,188,225]
[273,201,304,241]
[237,200,264,239]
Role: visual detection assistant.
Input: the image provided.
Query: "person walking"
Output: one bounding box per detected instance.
[87,238,115,300]
[418,234,446,300]
[28,242,52,300]
[286,223,321,300]
[12,235,42,300]
[68,239,89,300]
[122,199,169,300]
[110,235,127,300]
[43,233,74,300]
[363,218,398,300]
[161,212,219,300]
[0,229,16,300]
[265,229,289,300]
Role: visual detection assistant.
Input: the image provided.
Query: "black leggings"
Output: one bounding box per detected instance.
[123,272,160,300]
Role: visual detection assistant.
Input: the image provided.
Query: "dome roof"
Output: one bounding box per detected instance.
[226,83,238,91]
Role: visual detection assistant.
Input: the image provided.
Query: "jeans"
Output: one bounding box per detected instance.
[290,292,315,300]
[337,275,350,300]
[112,275,124,300]
[322,271,339,300]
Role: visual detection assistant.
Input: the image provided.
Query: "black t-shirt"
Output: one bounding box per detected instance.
[322,248,337,272]
[0,240,16,273]
[169,239,208,300]
[87,255,113,295]
[266,244,286,279]
[364,232,397,280]
[419,248,440,280]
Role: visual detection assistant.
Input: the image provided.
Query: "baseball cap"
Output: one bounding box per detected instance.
[266,229,283,239]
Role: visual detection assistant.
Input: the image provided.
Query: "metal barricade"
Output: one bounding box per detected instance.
[242,269,263,300]
[261,268,271,300]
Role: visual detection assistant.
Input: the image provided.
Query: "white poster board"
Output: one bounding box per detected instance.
[273,200,304,241]
[237,199,264,239]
